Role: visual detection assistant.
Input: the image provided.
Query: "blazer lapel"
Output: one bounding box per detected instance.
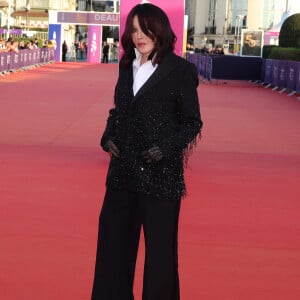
[133,53,178,102]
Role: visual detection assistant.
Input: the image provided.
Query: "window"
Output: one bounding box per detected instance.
[227,0,248,34]
[262,0,286,30]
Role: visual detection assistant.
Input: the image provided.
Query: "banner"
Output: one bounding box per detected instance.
[120,0,185,57]
[264,59,273,84]
[261,58,266,82]
[264,31,279,46]
[210,55,262,80]
[87,25,102,63]
[0,49,55,73]
[296,63,300,93]
[1,52,10,72]
[199,55,205,77]
[186,52,198,68]
[57,12,119,25]
[271,60,280,87]
[286,61,297,91]
[241,30,263,57]
[48,24,62,61]
[10,52,20,70]
[0,29,22,35]
[205,56,212,80]
[278,61,288,89]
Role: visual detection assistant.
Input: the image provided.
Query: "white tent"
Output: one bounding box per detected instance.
[267,1,300,33]
[265,2,300,45]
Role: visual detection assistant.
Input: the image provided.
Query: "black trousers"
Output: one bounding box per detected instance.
[91,189,181,300]
[102,53,109,63]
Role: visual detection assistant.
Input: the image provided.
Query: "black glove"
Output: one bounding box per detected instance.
[103,140,120,157]
[142,145,163,164]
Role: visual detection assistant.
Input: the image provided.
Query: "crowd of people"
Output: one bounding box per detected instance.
[186,42,225,55]
[0,35,55,53]
[61,39,119,63]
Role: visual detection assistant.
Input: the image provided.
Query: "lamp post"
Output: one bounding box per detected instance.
[235,15,244,55]
[6,0,12,40]
[25,4,30,29]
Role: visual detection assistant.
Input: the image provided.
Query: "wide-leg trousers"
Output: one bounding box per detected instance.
[91,188,181,300]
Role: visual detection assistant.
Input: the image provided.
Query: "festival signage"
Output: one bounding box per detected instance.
[120,0,185,57]
[296,62,300,93]
[87,25,102,63]
[286,61,297,91]
[261,58,266,82]
[198,55,205,77]
[0,29,22,35]
[241,30,263,57]
[48,24,62,62]
[264,59,273,84]
[0,49,55,73]
[271,60,279,87]
[278,61,288,89]
[57,12,119,26]
[205,56,212,80]
[264,31,279,46]
[1,52,10,72]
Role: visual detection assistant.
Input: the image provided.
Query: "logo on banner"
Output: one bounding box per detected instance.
[289,68,295,81]
[52,31,57,50]
[91,32,97,57]
[279,67,286,81]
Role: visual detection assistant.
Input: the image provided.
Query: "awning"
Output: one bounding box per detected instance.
[11,10,48,18]
[0,1,9,8]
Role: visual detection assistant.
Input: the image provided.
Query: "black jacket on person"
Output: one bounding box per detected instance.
[100,52,203,199]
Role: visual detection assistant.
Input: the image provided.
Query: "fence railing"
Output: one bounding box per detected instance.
[0,48,55,74]
[186,53,300,99]
[186,53,262,81]
[261,58,300,95]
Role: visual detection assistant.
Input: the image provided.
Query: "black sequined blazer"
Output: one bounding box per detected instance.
[101,52,203,199]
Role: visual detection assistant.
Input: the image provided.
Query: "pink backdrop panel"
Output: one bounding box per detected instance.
[120,0,185,57]
[87,25,102,63]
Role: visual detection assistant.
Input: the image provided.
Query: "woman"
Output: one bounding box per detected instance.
[91,3,203,300]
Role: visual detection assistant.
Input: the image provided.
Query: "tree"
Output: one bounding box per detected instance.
[279,13,300,48]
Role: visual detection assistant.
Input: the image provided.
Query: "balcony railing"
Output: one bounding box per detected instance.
[205,26,216,34]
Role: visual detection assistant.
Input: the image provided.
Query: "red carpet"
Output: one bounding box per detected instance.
[1,63,300,300]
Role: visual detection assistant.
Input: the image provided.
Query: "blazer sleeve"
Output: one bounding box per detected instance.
[100,108,117,151]
[159,62,203,159]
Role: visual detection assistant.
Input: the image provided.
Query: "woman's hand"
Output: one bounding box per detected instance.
[104,140,120,157]
[142,145,163,164]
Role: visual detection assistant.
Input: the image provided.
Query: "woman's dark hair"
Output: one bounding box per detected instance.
[121,3,177,66]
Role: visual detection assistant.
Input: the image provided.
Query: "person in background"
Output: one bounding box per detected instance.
[213,44,225,55]
[62,40,68,62]
[78,40,85,59]
[91,3,203,300]
[18,40,26,50]
[34,38,39,48]
[102,41,109,63]
[0,38,5,52]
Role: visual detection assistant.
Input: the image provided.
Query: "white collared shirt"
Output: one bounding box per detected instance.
[132,48,158,96]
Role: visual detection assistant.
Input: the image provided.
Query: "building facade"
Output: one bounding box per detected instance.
[1,0,119,30]
[186,0,291,53]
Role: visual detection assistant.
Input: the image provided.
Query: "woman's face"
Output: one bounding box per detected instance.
[131,15,155,62]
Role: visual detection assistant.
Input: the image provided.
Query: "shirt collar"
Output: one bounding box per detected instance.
[133,48,142,69]
[133,48,157,68]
